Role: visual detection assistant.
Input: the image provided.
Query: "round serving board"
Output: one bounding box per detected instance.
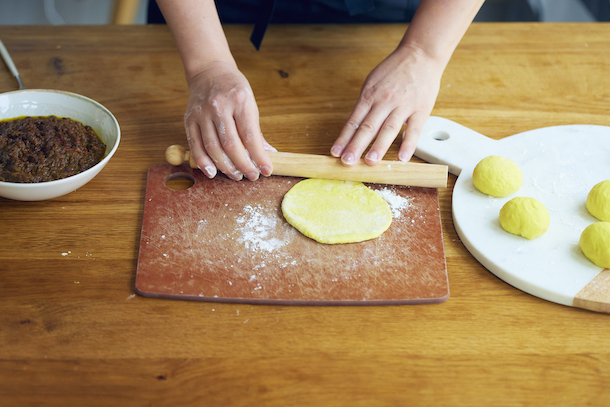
[416,116,610,313]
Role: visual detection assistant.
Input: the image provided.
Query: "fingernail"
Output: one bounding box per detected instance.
[231,171,243,181]
[341,153,355,165]
[203,166,217,178]
[398,152,410,162]
[331,146,343,157]
[365,151,379,162]
[264,143,278,152]
[260,166,272,176]
[246,171,259,181]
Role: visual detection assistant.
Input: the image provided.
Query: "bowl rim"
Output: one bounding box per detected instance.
[0,88,121,188]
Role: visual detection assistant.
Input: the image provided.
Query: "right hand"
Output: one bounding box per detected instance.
[184,61,275,181]
[330,44,443,166]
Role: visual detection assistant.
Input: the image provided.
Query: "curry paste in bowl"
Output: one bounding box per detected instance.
[0,89,120,201]
[0,115,107,183]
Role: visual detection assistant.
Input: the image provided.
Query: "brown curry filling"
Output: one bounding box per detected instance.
[0,115,106,183]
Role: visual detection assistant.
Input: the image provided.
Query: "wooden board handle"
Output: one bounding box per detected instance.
[165,145,448,188]
[573,269,610,313]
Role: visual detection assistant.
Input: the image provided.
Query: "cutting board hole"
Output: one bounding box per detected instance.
[431,131,450,141]
[165,173,195,190]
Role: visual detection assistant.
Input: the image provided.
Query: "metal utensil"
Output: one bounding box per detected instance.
[0,39,26,90]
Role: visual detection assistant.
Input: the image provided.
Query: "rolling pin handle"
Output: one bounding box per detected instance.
[165,144,186,166]
[166,144,197,168]
[165,145,448,188]
[188,152,197,169]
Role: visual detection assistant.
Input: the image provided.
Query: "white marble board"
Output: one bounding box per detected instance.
[416,116,610,312]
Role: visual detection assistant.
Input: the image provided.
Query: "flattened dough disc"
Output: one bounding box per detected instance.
[281,179,392,244]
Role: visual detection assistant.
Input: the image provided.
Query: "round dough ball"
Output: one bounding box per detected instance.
[586,180,610,222]
[473,155,523,197]
[499,197,550,239]
[281,179,392,244]
[579,222,610,268]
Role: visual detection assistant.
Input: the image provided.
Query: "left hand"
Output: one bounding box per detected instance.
[330,44,444,166]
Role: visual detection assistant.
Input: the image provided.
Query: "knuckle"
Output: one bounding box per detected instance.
[382,121,401,133]
[344,120,360,130]
[359,88,375,103]
[184,105,203,124]
[406,124,422,136]
[202,140,219,154]
[359,121,376,133]
[381,90,395,102]
[220,136,239,152]
[229,86,251,104]
[240,130,259,145]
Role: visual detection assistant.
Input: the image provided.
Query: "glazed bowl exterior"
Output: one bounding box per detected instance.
[0,89,120,201]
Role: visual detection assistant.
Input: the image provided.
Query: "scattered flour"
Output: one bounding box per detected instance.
[235,204,286,252]
[375,188,413,219]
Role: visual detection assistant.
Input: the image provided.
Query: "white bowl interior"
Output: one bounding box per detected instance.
[0,89,120,201]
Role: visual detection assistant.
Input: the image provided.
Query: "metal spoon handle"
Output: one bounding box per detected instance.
[0,39,25,90]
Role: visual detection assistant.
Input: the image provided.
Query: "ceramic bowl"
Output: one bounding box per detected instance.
[0,89,120,201]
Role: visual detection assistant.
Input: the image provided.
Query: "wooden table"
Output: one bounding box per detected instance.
[1,23,609,406]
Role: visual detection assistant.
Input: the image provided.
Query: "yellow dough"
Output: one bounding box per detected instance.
[499,197,550,239]
[579,222,610,268]
[473,155,523,197]
[281,179,392,244]
[586,180,610,222]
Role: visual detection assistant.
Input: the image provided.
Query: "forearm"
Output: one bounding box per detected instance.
[155,0,235,81]
[400,0,485,67]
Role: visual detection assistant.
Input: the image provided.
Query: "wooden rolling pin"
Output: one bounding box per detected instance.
[165,145,448,188]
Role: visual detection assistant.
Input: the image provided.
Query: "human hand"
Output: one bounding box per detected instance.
[330,45,444,166]
[184,61,275,181]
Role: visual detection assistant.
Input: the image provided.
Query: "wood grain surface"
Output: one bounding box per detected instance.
[1,23,610,406]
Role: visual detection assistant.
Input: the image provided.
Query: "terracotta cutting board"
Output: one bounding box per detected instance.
[135,164,448,305]
[416,116,610,313]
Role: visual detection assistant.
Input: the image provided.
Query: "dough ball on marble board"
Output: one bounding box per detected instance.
[579,222,610,269]
[586,180,610,222]
[472,155,523,198]
[499,197,550,240]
